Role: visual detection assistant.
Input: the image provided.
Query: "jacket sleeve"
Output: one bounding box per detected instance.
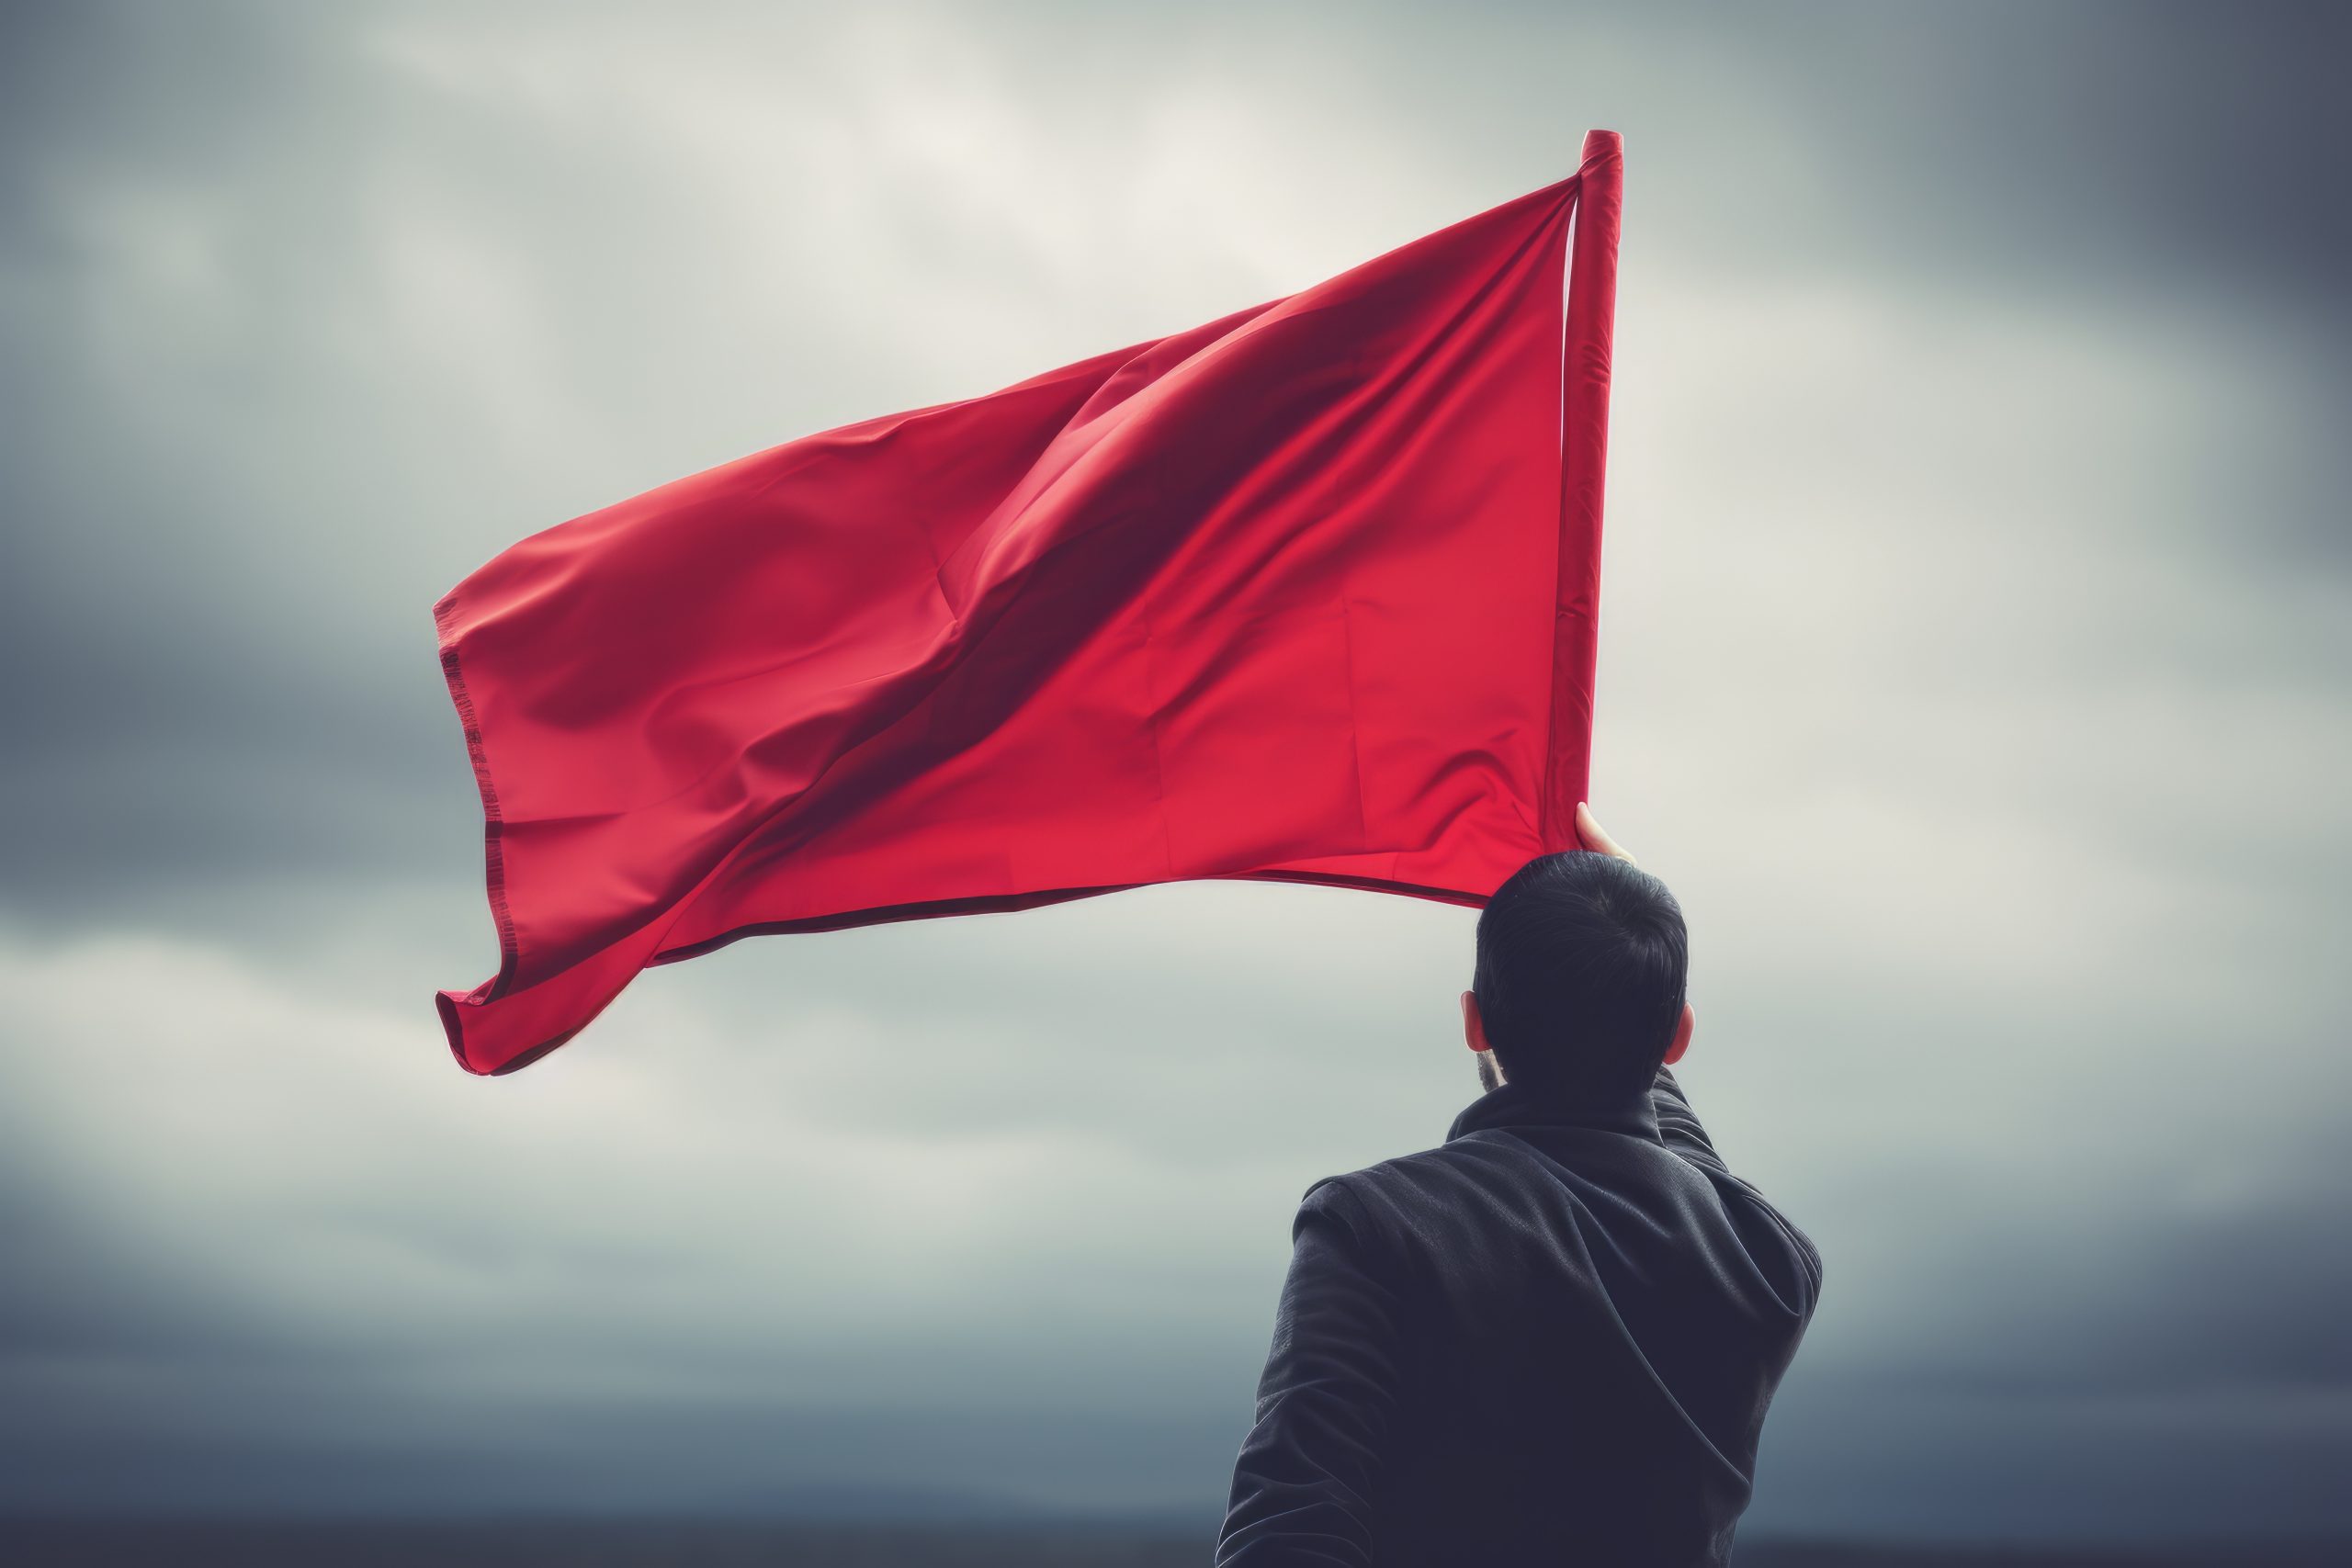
[1649,1065,1729,1176]
[1215,1179,1407,1568]
[1653,1065,1826,1314]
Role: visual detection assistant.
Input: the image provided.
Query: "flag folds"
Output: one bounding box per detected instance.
[435,130,1624,1074]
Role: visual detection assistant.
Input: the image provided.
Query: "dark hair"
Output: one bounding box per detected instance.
[1472,852,1688,1101]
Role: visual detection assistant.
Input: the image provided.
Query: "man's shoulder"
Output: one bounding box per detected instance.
[1295,1137,1530,1239]
[1304,1125,1815,1249]
[1309,1135,1510,1195]
[1302,1132,1826,1323]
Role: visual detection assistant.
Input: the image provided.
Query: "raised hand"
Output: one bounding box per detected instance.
[1574,801,1635,864]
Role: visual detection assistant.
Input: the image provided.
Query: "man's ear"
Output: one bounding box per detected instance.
[1461,990,1492,1055]
[1662,1002,1696,1066]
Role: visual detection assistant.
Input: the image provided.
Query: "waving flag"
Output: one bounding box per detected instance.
[434,130,1625,1074]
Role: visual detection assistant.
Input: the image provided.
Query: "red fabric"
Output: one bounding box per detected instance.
[435,131,1624,1075]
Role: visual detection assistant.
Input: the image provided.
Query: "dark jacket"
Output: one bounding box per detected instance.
[1216,1066,1821,1567]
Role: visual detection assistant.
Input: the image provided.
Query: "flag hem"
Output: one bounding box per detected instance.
[433,593,521,1013]
[1538,128,1623,851]
[443,872,1488,1075]
[648,870,1490,968]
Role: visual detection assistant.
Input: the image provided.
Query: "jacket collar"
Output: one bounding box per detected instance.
[1446,1077,1661,1144]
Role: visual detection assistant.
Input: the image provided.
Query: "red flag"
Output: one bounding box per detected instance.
[435,130,1624,1075]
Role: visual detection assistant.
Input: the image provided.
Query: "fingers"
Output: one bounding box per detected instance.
[1574,801,1635,863]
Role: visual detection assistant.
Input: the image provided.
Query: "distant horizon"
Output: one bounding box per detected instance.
[6,1501,2352,1549]
[6,1513,2351,1562]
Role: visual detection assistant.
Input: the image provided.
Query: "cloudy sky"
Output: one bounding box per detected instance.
[3,0,2347,1542]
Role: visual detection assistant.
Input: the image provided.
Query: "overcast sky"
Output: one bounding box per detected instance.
[2,0,2347,1542]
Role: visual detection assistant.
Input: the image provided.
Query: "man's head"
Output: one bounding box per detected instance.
[1462,849,1693,1100]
